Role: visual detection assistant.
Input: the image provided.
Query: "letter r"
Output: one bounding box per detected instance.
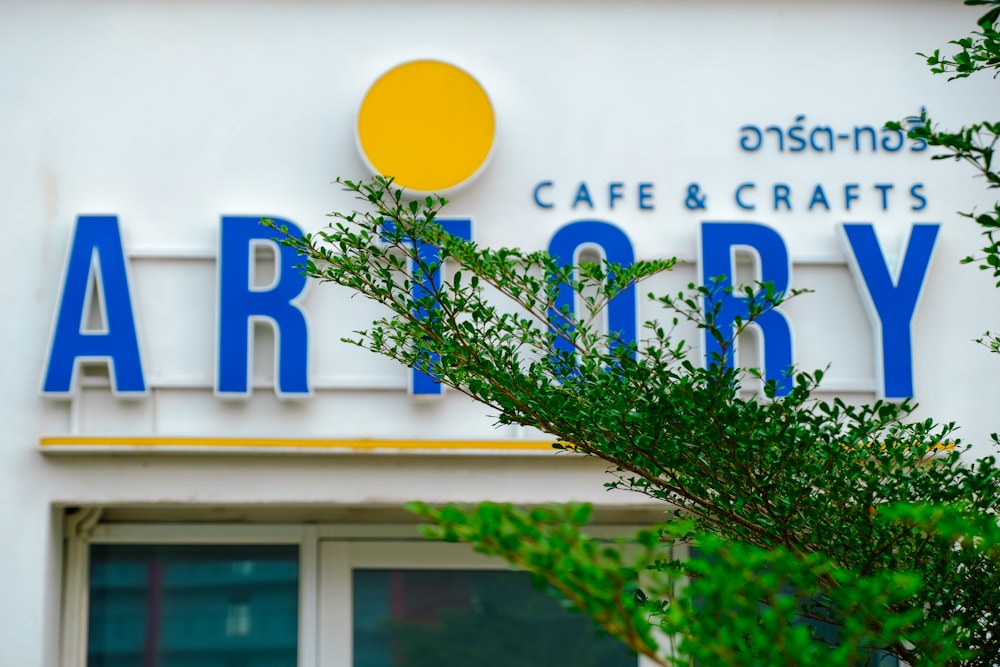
[217,216,310,397]
[700,222,794,396]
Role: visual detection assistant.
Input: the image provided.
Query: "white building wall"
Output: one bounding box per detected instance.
[1,0,998,664]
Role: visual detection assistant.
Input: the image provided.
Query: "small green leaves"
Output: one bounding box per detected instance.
[269,174,1000,666]
[407,502,668,660]
[897,12,1000,294]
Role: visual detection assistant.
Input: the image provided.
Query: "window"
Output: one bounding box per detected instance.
[87,544,299,667]
[320,541,638,667]
[685,546,901,667]
[66,523,645,667]
[74,521,900,667]
[352,569,633,667]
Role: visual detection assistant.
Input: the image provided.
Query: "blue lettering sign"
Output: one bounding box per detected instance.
[548,220,637,362]
[844,183,861,210]
[382,218,474,396]
[533,181,554,209]
[840,223,939,399]
[638,182,655,210]
[572,182,594,209]
[808,184,830,211]
[43,216,146,395]
[874,183,893,210]
[773,184,791,211]
[608,182,625,209]
[910,184,927,211]
[735,182,756,210]
[217,216,310,397]
[700,222,794,396]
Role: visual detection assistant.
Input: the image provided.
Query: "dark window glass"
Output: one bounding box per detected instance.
[688,547,899,667]
[353,569,634,667]
[88,544,298,667]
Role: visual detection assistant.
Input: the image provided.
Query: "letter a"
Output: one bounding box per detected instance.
[42,216,146,395]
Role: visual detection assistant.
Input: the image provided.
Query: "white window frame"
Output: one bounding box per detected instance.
[61,519,318,667]
[318,537,657,667]
[63,518,656,667]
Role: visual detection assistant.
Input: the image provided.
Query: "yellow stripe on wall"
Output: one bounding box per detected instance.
[39,436,558,452]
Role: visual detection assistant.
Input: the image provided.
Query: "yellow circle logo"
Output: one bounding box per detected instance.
[356,60,495,193]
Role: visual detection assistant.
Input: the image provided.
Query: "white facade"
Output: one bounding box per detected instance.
[1,1,998,664]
